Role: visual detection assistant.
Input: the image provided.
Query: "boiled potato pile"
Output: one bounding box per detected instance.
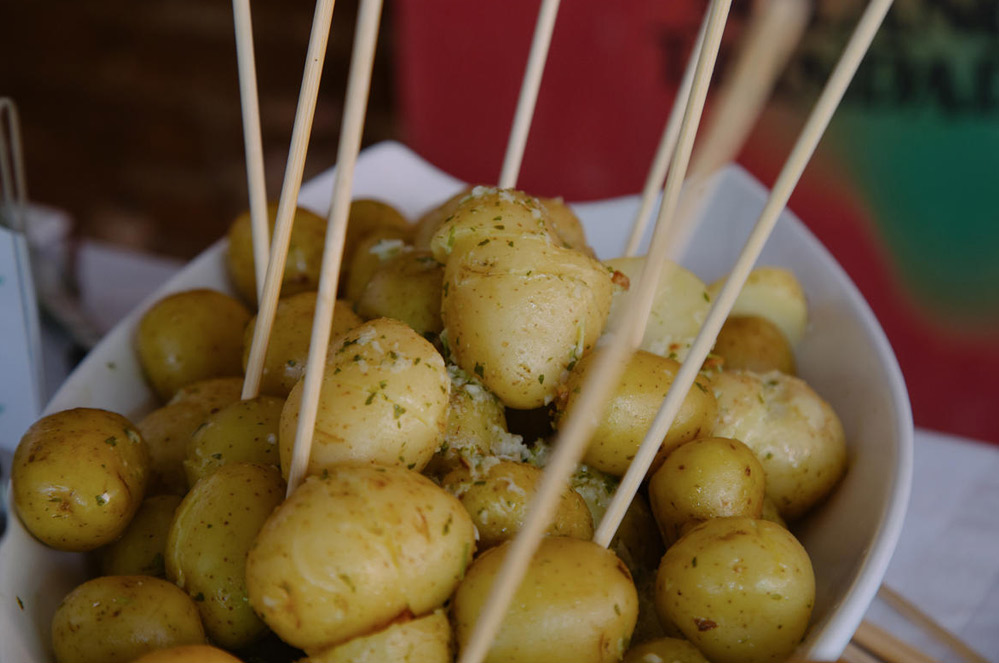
[11,190,850,663]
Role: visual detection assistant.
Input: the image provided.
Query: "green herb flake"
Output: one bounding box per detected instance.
[614,603,621,615]
[287,359,297,367]
[508,240,515,247]
[16,596,26,610]
[758,393,765,404]
[333,366,342,375]
[365,392,377,406]
[692,557,698,567]
[474,363,485,378]
[694,381,708,394]
[414,357,421,365]
[388,351,398,361]
[766,452,773,460]
[211,452,223,460]
[95,494,107,506]
[478,238,490,246]
[352,354,363,363]
[472,480,486,486]
[379,380,388,389]
[443,281,450,297]
[492,216,503,222]
[104,436,117,447]
[443,515,453,535]
[703,291,710,302]
[393,404,407,419]
[321,468,330,480]
[537,374,545,385]
[194,592,205,602]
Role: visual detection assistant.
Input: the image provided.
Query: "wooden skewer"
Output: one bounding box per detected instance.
[242,0,337,401]
[840,641,886,663]
[662,0,811,262]
[455,3,734,663]
[0,99,28,228]
[877,585,989,663]
[497,0,561,189]
[853,620,940,663]
[232,0,271,303]
[621,6,710,258]
[285,0,384,497]
[594,0,895,549]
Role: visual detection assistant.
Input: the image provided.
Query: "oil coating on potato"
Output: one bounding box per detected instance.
[245,465,476,653]
[100,494,182,577]
[441,459,593,549]
[655,518,815,663]
[307,610,452,663]
[357,250,444,335]
[713,314,796,375]
[604,256,712,362]
[136,289,251,401]
[452,536,638,663]
[168,376,244,412]
[227,204,328,305]
[712,370,847,520]
[51,575,205,663]
[708,266,808,346]
[166,462,285,649]
[556,349,717,477]
[13,408,149,552]
[648,437,766,545]
[242,294,362,398]
[279,318,450,477]
[341,198,411,278]
[183,395,283,486]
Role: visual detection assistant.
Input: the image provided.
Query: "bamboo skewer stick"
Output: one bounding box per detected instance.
[840,641,885,663]
[853,620,940,663]
[285,0,384,497]
[242,0,337,401]
[621,7,710,258]
[455,3,734,662]
[497,0,561,189]
[232,0,270,304]
[594,0,896,549]
[877,585,989,663]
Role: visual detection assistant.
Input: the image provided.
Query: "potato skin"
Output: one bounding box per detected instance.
[357,250,445,335]
[647,437,766,545]
[712,370,847,520]
[165,462,285,649]
[713,315,796,375]
[136,289,250,401]
[51,575,205,663]
[441,460,593,549]
[279,318,450,477]
[557,350,717,477]
[539,196,594,256]
[227,204,328,305]
[245,465,476,653]
[184,396,284,486]
[308,610,452,663]
[623,637,709,663]
[13,408,149,552]
[452,536,638,663]
[708,266,808,346]
[342,198,411,278]
[130,645,244,663]
[655,518,814,663]
[100,494,182,577]
[242,294,362,397]
[413,187,471,250]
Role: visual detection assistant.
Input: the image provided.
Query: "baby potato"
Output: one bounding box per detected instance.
[342,198,411,276]
[648,437,766,545]
[556,349,717,477]
[344,228,411,303]
[713,314,796,374]
[279,318,449,476]
[712,370,847,520]
[604,257,711,362]
[100,494,182,577]
[761,495,788,529]
[442,234,613,409]
[242,293,362,397]
[51,575,205,663]
[136,289,251,401]
[655,518,814,663]
[623,637,709,663]
[441,459,593,549]
[540,196,594,256]
[707,266,808,346]
[227,204,328,305]
[424,365,511,477]
[246,465,476,653]
[413,187,471,250]
[307,610,452,663]
[428,187,557,261]
[165,462,285,649]
[131,645,244,663]
[13,408,149,552]
[169,376,244,412]
[183,396,283,486]
[138,401,211,495]
[452,536,638,663]
[357,250,445,335]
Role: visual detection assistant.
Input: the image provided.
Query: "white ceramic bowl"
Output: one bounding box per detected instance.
[0,142,912,662]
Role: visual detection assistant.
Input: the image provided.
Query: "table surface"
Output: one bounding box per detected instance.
[6,240,999,662]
